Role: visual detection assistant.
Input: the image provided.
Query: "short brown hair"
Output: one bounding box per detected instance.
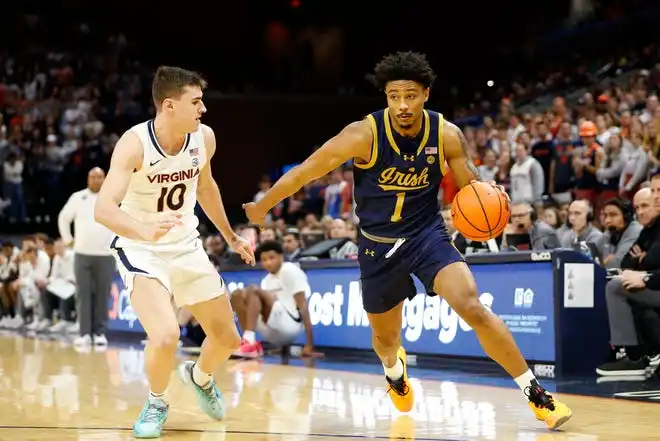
[151,66,207,107]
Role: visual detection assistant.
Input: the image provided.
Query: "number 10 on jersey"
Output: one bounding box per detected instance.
[157,183,186,212]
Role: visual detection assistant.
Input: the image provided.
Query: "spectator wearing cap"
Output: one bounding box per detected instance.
[572,120,604,210]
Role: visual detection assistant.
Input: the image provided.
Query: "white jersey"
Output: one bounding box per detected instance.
[115,119,207,248]
[260,262,310,320]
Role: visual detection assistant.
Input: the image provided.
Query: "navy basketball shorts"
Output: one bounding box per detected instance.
[357,220,465,314]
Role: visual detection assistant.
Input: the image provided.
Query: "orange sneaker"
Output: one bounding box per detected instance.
[526,380,572,430]
[385,347,415,413]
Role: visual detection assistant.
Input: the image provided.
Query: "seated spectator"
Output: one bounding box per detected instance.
[596,181,660,376]
[541,206,562,229]
[596,198,642,269]
[231,241,318,358]
[0,241,19,326]
[560,200,603,248]
[503,202,561,251]
[328,219,358,259]
[259,227,279,243]
[282,230,302,261]
[46,238,77,333]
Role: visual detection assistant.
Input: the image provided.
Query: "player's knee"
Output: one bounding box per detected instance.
[372,328,401,352]
[205,321,241,351]
[149,326,181,351]
[455,296,490,328]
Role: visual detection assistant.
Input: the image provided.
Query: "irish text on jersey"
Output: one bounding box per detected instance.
[377,166,430,191]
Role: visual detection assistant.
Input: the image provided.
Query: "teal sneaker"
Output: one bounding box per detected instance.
[133,398,169,438]
[177,361,225,420]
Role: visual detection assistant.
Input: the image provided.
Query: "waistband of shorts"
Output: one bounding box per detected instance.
[359,229,403,244]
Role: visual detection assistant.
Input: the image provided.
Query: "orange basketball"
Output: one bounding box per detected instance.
[451,182,510,241]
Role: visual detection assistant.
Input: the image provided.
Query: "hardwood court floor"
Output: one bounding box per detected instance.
[0,334,657,441]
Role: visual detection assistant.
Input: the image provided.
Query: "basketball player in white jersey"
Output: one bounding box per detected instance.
[94,66,254,438]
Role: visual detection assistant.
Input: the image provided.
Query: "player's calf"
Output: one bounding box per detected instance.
[178,295,238,420]
[433,262,572,430]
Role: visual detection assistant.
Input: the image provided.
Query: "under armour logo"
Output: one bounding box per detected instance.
[403,154,414,161]
[365,249,375,257]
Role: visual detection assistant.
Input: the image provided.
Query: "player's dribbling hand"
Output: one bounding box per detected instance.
[242,202,266,227]
[140,213,183,242]
[230,234,256,266]
[473,179,510,202]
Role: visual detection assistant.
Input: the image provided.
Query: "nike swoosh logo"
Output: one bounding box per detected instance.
[150,160,162,167]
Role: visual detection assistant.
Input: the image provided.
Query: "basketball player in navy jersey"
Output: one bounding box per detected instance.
[243,52,572,430]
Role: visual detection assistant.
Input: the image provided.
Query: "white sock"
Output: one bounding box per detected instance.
[192,362,213,389]
[514,369,538,396]
[383,358,404,380]
[243,330,256,344]
[149,388,169,404]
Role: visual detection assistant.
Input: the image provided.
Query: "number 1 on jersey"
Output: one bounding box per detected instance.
[391,192,406,222]
[157,183,186,212]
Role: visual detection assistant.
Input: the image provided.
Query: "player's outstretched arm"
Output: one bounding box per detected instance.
[95,131,178,242]
[444,121,482,189]
[244,120,373,225]
[198,125,255,265]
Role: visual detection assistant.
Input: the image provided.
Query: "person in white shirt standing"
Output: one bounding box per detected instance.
[231,240,318,358]
[58,167,115,347]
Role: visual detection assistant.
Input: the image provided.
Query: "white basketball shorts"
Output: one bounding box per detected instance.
[256,300,304,346]
[111,235,225,307]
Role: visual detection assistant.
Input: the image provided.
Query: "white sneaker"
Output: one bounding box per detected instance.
[74,334,93,346]
[93,334,108,346]
[25,320,40,331]
[36,319,52,332]
[7,316,24,329]
[48,321,71,333]
[0,316,12,328]
[67,322,80,334]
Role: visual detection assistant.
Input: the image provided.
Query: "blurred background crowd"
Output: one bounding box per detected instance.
[1,0,660,375]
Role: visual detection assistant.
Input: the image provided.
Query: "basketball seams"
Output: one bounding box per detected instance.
[454,191,490,234]
[470,183,493,237]
[453,182,509,241]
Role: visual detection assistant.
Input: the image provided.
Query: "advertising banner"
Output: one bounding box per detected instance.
[108,261,555,361]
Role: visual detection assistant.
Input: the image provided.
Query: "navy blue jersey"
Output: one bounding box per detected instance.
[354,108,446,239]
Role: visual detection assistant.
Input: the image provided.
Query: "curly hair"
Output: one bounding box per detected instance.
[372,51,436,91]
